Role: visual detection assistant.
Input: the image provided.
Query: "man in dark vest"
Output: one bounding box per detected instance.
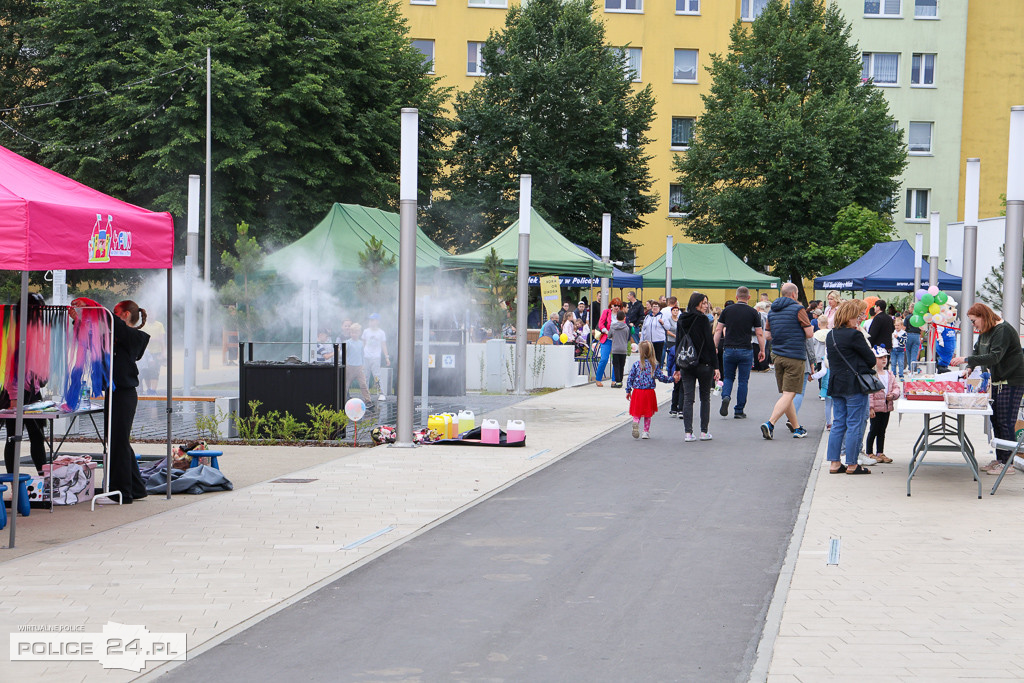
[761,282,813,440]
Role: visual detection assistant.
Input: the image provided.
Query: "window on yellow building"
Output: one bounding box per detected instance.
[412,40,435,74]
[742,0,769,21]
[606,0,642,12]
[864,0,901,17]
[910,53,935,86]
[671,117,694,150]
[914,0,937,18]
[669,185,686,216]
[673,50,698,83]
[676,0,699,13]
[468,42,487,76]
[908,122,933,154]
[469,0,507,7]
[410,0,436,5]
[905,189,929,221]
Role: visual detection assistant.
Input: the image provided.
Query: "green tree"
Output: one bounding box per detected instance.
[979,245,1024,324]
[356,235,397,310]
[674,0,906,301]
[220,222,268,339]
[472,248,516,338]
[6,0,450,274]
[808,203,897,275]
[427,0,657,257]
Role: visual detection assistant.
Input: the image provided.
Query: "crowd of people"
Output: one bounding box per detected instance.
[316,314,390,405]
[583,285,1024,479]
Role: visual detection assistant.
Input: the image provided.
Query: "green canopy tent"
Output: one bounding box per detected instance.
[263,203,449,277]
[636,243,780,290]
[439,209,613,277]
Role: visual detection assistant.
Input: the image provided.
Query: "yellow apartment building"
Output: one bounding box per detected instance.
[959,0,1024,222]
[402,0,759,272]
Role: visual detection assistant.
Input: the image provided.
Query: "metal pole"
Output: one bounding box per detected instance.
[301,282,310,361]
[962,158,981,354]
[515,175,531,395]
[421,296,430,426]
[202,47,212,369]
[1004,106,1024,333]
[393,108,418,447]
[664,235,673,298]
[7,271,28,547]
[601,214,611,313]
[927,212,940,364]
[184,174,200,395]
[309,280,319,363]
[166,269,173,500]
[914,232,923,294]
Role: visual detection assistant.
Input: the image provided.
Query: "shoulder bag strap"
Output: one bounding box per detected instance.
[828,329,861,376]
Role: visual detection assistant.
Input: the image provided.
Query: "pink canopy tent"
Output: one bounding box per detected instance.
[0,145,176,547]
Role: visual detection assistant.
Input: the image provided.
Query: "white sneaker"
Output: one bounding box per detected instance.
[858,457,877,467]
[378,394,387,402]
[641,431,650,439]
[684,433,697,442]
[700,432,713,441]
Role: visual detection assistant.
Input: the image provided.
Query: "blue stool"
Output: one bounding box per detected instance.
[187,450,222,470]
[0,473,31,517]
[0,484,7,529]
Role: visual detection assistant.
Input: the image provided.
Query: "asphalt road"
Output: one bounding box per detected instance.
[159,372,822,683]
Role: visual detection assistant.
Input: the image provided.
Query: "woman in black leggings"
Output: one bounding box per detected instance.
[108,300,150,504]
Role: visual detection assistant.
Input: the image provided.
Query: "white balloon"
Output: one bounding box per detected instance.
[923,313,934,323]
[345,398,366,421]
[933,314,945,325]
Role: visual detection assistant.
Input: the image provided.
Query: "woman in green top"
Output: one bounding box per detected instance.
[952,303,1024,474]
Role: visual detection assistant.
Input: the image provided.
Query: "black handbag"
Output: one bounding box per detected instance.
[828,331,884,394]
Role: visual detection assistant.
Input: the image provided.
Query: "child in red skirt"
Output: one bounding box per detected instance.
[626,340,672,439]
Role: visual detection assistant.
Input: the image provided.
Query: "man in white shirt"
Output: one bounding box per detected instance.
[362,313,390,401]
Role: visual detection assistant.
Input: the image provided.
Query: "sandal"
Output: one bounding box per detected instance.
[845,465,872,475]
[873,454,894,464]
[829,464,847,474]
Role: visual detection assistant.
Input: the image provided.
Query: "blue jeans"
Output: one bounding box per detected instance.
[892,350,907,379]
[595,340,612,381]
[905,333,921,372]
[828,393,869,466]
[721,347,753,414]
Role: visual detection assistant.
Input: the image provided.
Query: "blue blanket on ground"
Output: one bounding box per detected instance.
[140,462,234,495]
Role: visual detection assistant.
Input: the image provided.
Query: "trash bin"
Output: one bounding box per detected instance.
[238,343,345,421]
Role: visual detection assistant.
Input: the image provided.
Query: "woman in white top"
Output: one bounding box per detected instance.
[640,301,669,363]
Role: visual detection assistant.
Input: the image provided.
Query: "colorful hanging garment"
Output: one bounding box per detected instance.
[65,297,113,411]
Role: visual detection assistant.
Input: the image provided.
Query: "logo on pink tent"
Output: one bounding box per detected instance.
[87,214,132,263]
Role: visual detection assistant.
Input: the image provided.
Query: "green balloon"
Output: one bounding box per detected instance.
[910,314,925,327]
[921,293,934,307]
[936,291,948,304]
[914,301,927,314]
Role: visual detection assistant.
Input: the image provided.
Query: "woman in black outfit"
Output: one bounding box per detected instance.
[4,293,48,476]
[109,300,150,503]
[674,292,721,441]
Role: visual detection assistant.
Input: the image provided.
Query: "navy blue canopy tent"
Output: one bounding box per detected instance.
[574,244,645,289]
[814,240,962,292]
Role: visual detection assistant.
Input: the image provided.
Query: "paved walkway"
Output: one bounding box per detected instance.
[1,381,661,682]
[4,376,1021,682]
[762,409,1024,682]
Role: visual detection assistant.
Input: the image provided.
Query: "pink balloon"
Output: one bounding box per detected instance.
[928,285,939,296]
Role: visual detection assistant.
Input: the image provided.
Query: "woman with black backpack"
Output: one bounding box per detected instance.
[674,292,721,442]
